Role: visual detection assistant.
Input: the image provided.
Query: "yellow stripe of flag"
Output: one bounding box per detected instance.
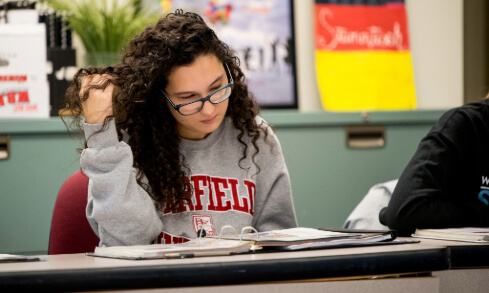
[316,50,416,111]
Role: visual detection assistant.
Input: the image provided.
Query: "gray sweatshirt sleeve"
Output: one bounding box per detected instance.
[252,125,298,231]
[81,120,163,246]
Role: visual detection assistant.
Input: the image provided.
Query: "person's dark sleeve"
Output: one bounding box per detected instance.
[379,113,489,236]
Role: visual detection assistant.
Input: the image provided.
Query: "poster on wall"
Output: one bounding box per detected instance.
[0,24,49,118]
[314,0,416,111]
[153,0,298,109]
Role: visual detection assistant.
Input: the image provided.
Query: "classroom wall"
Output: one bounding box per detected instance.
[73,0,465,111]
[294,0,464,111]
[0,0,464,255]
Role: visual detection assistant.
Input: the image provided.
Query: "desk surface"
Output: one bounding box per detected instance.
[412,238,489,268]
[0,243,449,292]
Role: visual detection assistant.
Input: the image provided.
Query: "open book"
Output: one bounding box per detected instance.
[89,227,403,260]
[90,238,253,260]
[412,227,489,243]
[216,227,356,246]
[215,227,399,250]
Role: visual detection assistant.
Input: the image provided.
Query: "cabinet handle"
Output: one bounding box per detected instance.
[0,135,10,160]
[345,125,385,149]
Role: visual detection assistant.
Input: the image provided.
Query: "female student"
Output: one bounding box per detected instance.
[379,98,489,236]
[64,10,298,246]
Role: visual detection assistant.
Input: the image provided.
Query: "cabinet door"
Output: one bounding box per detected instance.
[275,123,433,228]
[0,132,82,254]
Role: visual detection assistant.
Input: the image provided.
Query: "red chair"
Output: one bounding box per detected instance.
[48,170,99,254]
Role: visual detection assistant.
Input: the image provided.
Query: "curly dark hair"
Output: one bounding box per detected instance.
[63,10,269,212]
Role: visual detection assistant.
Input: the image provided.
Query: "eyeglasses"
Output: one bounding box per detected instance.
[162,63,234,116]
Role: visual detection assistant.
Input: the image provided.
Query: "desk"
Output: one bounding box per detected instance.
[413,238,489,268]
[0,243,449,292]
[413,238,489,293]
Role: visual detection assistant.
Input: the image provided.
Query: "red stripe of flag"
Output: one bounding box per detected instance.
[315,3,410,51]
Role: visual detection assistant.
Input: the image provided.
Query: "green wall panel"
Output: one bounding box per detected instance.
[274,124,432,228]
[0,131,83,254]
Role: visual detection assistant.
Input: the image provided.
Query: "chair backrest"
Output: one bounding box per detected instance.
[48,170,99,254]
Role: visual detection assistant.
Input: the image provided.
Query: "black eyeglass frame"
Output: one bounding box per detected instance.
[162,63,234,116]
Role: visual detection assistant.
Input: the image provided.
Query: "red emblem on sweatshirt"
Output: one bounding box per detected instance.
[192,215,215,236]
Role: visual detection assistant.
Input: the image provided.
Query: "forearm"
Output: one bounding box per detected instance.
[81,121,163,246]
[383,189,483,236]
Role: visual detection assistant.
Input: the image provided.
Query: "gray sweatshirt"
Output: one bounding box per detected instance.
[81,116,298,246]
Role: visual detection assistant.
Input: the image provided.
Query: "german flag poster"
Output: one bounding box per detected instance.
[315,0,416,111]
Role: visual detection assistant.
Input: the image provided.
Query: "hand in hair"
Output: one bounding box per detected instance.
[80,74,114,124]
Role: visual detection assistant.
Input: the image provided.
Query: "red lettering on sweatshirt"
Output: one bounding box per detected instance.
[206,176,217,211]
[230,178,249,213]
[163,175,256,216]
[211,177,232,211]
[244,180,256,216]
[192,175,207,210]
[182,176,194,211]
[162,177,195,214]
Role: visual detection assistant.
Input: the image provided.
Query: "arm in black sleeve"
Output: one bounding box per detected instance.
[380,110,488,236]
